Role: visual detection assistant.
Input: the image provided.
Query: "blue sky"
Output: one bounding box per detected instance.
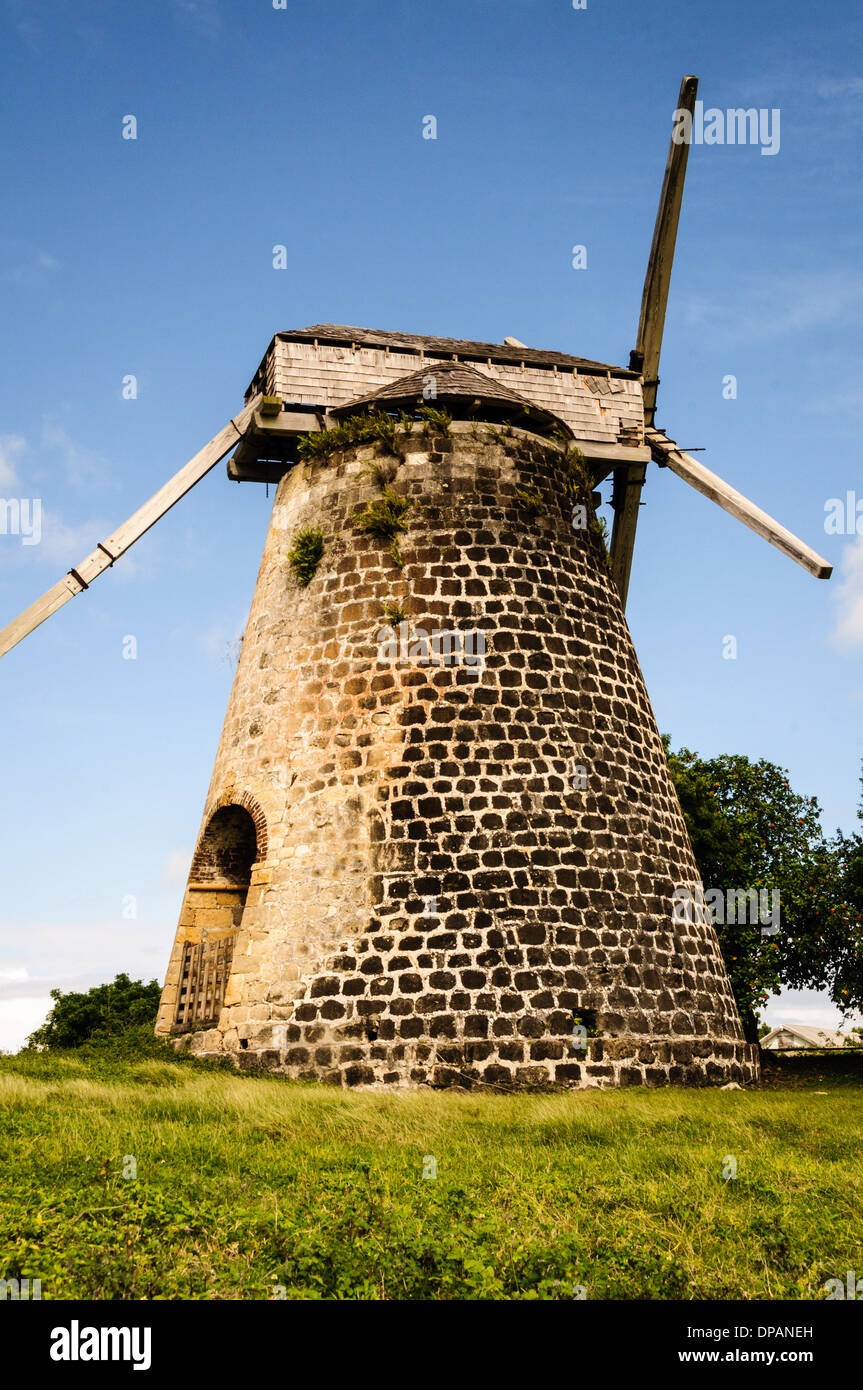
[1,0,861,1048]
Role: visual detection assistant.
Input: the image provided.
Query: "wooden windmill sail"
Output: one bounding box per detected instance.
[0,79,831,1090]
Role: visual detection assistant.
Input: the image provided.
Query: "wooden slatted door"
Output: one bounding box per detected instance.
[175,933,236,1028]
[170,804,260,1033]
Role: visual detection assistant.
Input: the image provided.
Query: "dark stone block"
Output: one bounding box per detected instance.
[530,1040,565,1061]
[483,1065,513,1086]
[430,1015,457,1038]
[344,1065,376,1086]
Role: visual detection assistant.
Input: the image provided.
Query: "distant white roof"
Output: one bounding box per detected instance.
[761,1024,850,1049]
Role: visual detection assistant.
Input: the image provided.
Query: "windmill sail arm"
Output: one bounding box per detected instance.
[0,396,261,660]
[611,74,699,610]
[647,427,832,580]
[635,74,699,424]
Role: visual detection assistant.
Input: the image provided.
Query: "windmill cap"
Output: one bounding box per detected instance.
[333,361,572,436]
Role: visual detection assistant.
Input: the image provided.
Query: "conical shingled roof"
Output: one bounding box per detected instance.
[333,361,571,434]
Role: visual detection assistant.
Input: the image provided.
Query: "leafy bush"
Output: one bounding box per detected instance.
[664,743,863,1033]
[27,974,162,1050]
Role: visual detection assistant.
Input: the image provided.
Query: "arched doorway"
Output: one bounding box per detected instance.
[173,805,258,1030]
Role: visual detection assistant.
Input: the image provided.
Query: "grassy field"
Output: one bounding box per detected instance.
[1,1042,860,1300]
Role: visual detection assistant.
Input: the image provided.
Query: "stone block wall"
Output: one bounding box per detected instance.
[157,421,759,1088]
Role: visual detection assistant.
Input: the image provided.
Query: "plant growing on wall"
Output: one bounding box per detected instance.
[365,456,400,487]
[297,412,409,463]
[514,487,545,517]
[354,485,410,568]
[417,404,452,436]
[381,600,408,627]
[485,423,514,444]
[287,526,325,587]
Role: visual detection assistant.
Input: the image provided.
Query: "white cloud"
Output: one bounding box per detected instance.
[684,271,863,344]
[815,77,863,100]
[0,997,53,1053]
[762,988,862,1033]
[34,507,110,566]
[1,246,60,285]
[0,434,25,489]
[831,533,863,648]
[197,619,246,665]
[0,966,29,983]
[171,0,221,39]
[0,916,172,1051]
[41,417,111,489]
[161,848,192,889]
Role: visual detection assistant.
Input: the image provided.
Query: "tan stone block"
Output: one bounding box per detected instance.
[196,908,235,929]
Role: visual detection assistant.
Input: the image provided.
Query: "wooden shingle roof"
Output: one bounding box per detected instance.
[335,361,537,411]
[333,361,571,434]
[276,324,636,378]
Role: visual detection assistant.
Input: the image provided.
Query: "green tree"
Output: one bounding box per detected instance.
[664,742,863,1041]
[27,973,162,1050]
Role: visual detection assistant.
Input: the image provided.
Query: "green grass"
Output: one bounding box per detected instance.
[0,1046,860,1300]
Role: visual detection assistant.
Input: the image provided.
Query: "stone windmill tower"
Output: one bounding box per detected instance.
[1,79,831,1088]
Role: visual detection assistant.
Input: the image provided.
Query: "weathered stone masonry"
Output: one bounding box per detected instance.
[157,418,759,1088]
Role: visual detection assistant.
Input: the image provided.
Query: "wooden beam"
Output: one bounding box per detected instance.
[0,397,261,660]
[610,75,699,608]
[647,428,833,579]
[572,440,651,469]
[609,462,647,604]
[636,74,699,425]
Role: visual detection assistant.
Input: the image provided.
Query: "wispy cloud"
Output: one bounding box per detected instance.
[0,997,52,1053]
[2,245,60,285]
[815,77,863,100]
[683,270,863,344]
[171,0,221,40]
[832,533,863,648]
[0,966,29,984]
[763,987,862,1032]
[161,848,192,889]
[0,504,151,580]
[0,918,170,1011]
[3,0,42,53]
[41,417,112,489]
[0,435,25,489]
[33,508,111,567]
[196,618,246,665]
